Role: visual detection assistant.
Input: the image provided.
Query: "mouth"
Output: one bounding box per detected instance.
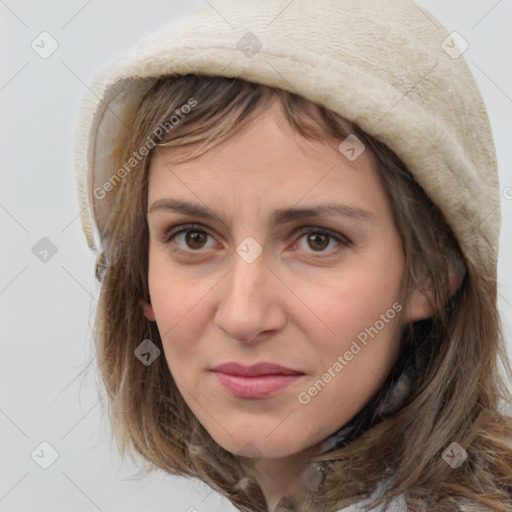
[210,361,305,399]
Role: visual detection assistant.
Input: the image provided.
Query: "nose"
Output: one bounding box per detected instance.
[213,248,287,344]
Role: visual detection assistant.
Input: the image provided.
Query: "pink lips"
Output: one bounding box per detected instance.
[211,362,305,399]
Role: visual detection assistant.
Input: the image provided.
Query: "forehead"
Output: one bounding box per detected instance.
[151,101,375,176]
[146,102,384,217]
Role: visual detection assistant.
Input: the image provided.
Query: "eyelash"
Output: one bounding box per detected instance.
[161,223,352,258]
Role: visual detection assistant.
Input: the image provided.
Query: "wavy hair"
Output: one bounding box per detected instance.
[87,74,512,511]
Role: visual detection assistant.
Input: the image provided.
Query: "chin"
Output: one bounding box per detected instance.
[212,431,304,460]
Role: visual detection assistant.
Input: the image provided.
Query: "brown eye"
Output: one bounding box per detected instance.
[295,227,351,257]
[307,232,330,251]
[185,230,208,250]
[163,224,216,253]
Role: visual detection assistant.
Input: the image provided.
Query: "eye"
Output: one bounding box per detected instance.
[293,227,351,256]
[162,223,217,253]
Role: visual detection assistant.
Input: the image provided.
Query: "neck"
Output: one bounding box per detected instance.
[242,443,323,511]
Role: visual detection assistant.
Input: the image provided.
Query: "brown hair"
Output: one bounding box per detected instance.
[88,74,512,511]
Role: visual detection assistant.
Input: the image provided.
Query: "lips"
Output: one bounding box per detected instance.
[211,361,304,377]
[210,362,305,399]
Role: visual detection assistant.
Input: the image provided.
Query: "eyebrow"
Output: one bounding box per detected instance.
[148,198,374,226]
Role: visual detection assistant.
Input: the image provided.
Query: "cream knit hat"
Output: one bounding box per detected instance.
[74,0,500,281]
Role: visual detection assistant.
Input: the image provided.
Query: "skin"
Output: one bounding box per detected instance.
[140,100,438,510]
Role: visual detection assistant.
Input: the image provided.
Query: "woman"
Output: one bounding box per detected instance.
[73,1,512,510]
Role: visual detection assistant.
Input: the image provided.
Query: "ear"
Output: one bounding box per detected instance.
[404,284,436,323]
[139,298,156,322]
[404,260,465,323]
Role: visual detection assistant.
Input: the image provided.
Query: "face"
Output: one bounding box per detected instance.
[141,101,431,462]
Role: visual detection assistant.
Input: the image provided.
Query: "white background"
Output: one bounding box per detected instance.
[1,1,511,511]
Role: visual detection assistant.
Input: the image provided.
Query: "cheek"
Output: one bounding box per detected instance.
[147,250,197,326]
[307,286,403,381]
[297,246,405,381]
[308,259,404,335]
[296,282,404,428]
[148,280,183,328]
[149,282,204,344]
[146,257,214,367]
